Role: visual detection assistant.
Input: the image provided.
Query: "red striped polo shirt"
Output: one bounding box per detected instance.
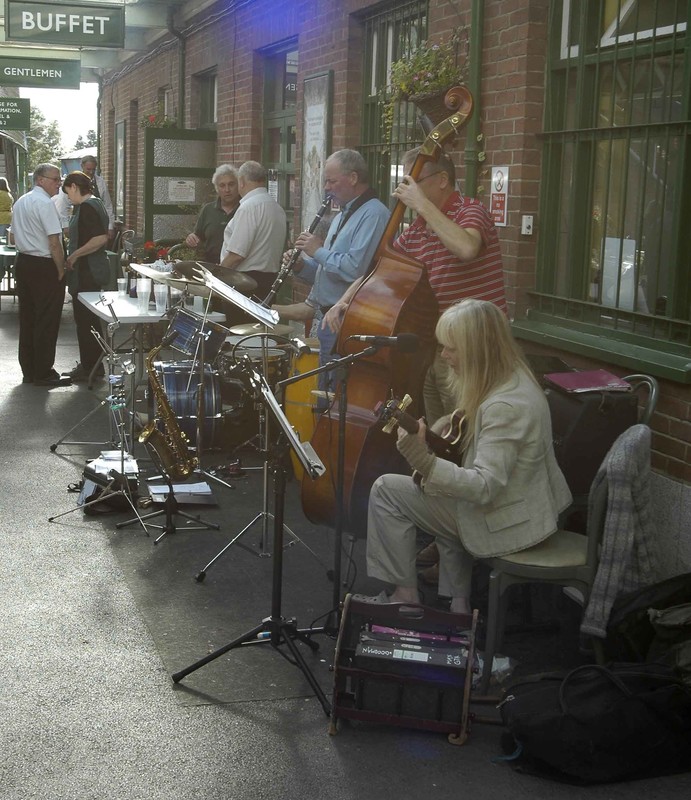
[393,192,507,313]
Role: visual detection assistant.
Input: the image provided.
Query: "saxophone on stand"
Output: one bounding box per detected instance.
[139,333,198,481]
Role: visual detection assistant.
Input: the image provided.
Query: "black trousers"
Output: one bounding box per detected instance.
[15,254,65,381]
[71,264,104,371]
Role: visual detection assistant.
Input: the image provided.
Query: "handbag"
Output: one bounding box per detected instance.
[499,663,691,784]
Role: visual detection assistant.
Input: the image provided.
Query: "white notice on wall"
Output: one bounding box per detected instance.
[490,166,509,227]
[168,180,196,203]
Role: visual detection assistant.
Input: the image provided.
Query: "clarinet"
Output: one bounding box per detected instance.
[262,194,333,306]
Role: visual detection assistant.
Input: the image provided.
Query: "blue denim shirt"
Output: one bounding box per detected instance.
[302,195,390,309]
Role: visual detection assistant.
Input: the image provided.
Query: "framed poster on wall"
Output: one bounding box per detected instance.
[301,70,332,228]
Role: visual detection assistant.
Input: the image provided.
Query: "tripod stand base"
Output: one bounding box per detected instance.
[117,484,220,541]
[171,614,331,716]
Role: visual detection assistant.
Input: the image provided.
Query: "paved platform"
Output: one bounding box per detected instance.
[1,298,689,799]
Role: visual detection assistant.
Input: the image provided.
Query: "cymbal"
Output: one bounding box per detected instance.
[229,321,294,338]
[172,261,258,295]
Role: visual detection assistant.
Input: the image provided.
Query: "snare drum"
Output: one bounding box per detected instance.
[284,338,320,478]
[217,340,290,388]
[165,307,226,363]
[152,361,222,448]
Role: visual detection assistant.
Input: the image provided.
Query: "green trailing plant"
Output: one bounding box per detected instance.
[379,27,468,143]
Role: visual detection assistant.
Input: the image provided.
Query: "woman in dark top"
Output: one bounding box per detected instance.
[62,171,110,381]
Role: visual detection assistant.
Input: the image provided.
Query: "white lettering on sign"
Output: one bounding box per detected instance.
[21,11,109,35]
[3,67,63,78]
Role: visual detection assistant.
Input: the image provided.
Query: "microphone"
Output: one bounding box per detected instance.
[348,333,420,353]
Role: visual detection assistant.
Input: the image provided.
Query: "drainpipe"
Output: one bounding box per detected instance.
[464,0,483,197]
[168,7,185,127]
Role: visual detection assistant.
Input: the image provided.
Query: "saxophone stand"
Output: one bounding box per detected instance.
[116,328,220,540]
[172,374,330,716]
[117,443,220,543]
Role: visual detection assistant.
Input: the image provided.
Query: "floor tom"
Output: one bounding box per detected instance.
[153,360,222,448]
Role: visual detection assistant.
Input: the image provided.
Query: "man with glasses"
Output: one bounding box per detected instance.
[325,148,506,422]
[10,164,71,386]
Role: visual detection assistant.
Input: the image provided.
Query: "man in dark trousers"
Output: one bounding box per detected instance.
[11,163,71,387]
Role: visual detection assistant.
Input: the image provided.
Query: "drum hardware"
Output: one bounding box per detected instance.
[48,316,147,532]
[193,259,324,569]
[49,301,139,457]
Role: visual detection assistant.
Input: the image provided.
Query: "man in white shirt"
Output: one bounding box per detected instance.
[219,160,285,320]
[11,163,71,386]
[80,155,115,239]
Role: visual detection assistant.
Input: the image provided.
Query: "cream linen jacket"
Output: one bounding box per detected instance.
[421,367,572,558]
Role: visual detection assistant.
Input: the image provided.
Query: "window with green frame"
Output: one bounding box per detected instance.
[198,72,217,128]
[359,0,428,200]
[525,0,691,381]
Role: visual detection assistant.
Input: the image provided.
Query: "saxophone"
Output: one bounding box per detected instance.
[139,333,198,480]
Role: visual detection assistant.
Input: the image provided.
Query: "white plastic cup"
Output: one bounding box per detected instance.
[117,277,127,295]
[154,283,168,313]
[136,278,151,313]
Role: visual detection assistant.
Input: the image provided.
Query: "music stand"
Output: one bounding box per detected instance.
[192,266,318,579]
[171,368,330,715]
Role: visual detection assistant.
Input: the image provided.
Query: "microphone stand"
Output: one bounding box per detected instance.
[276,344,379,633]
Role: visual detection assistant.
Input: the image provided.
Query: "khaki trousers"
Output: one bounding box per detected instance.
[367,473,474,598]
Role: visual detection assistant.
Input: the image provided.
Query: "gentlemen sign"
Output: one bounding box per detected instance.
[0,98,30,131]
[5,1,125,48]
[0,57,81,89]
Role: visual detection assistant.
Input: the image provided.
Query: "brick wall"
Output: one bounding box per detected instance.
[98,0,691,487]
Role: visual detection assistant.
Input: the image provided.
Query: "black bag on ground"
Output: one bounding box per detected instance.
[605,572,691,662]
[499,663,691,784]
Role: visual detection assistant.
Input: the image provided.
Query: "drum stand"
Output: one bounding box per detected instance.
[50,303,138,452]
[172,384,330,716]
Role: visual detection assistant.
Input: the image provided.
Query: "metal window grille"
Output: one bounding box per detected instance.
[359,0,428,202]
[538,0,690,339]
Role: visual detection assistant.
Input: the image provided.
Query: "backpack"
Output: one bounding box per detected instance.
[499,663,691,784]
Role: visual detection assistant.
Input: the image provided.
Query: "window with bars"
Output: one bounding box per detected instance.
[198,72,217,127]
[359,0,428,200]
[532,0,690,369]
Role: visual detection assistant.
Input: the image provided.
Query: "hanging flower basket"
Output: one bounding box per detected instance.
[408,91,456,125]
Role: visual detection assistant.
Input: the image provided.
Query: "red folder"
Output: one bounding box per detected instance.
[544,369,631,393]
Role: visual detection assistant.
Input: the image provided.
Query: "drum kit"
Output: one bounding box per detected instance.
[147,262,320,458]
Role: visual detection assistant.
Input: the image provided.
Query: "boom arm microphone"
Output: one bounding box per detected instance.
[348,333,420,353]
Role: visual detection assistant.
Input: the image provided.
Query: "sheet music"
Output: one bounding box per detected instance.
[200,265,279,328]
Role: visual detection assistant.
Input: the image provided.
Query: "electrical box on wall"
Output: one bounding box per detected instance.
[521,215,534,235]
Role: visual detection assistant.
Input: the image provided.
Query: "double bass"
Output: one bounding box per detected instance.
[301,87,474,533]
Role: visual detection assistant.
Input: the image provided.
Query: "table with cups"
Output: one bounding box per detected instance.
[78,285,224,384]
